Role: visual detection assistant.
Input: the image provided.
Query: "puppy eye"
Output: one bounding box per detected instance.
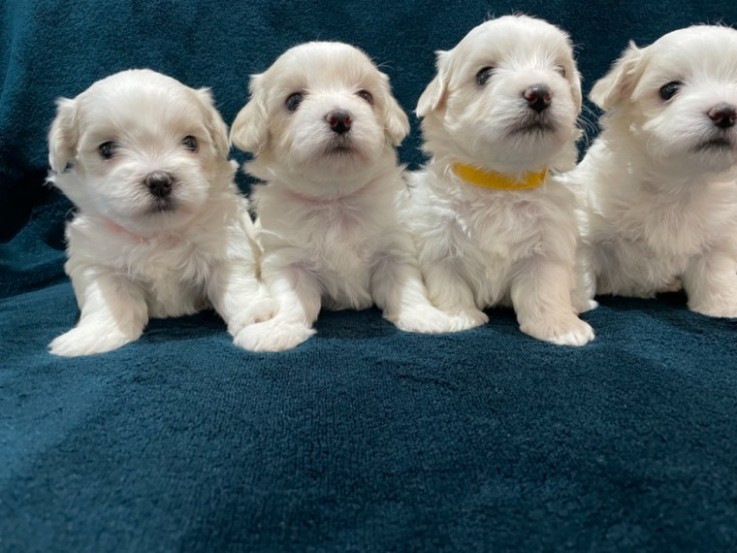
[476,66,495,86]
[181,135,198,152]
[98,141,117,160]
[356,90,374,104]
[659,81,682,101]
[555,65,567,78]
[286,92,304,112]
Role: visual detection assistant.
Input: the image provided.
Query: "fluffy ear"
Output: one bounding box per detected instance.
[195,88,230,158]
[571,70,583,114]
[568,64,583,114]
[416,50,450,118]
[378,73,410,146]
[48,98,78,172]
[229,74,269,154]
[590,42,646,110]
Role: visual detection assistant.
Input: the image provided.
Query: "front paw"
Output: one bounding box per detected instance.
[520,315,594,347]
[572,297,598,314]
[689,301,737,318]
[227,297,278,336]
[447,307,489,331]
[233,319,315,352]
[49,325,139,357]
[387,305,456,334]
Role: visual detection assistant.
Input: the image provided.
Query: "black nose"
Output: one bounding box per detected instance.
[523,84,552,113]
[326,110,352,134]
[708,103,737,129]
[145,171,174,198]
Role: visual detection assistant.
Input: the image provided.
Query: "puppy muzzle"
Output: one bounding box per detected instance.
[523,84,552,113]
[145,171,175,199]
[694,103,737,153]
[707,103,737,130]
[505,84,559,135]
[326,110,352,134]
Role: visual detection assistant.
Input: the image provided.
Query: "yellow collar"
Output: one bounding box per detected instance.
[452,163,547,191]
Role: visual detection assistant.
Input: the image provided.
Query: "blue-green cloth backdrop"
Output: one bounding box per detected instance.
[2,1,737,551]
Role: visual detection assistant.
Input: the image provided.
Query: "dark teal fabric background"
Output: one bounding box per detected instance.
[2,1,737,551]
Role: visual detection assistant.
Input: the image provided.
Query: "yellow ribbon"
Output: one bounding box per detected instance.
[452,163,547,191]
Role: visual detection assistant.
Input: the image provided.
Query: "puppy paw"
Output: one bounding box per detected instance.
[388,305,455,334]
[447,307,489,331]
[520,316,594,347]
[573,298,599,314]
[689,302,737,319]
[227,298,279,336]
[233,319,315,352]
[49,326,138,357]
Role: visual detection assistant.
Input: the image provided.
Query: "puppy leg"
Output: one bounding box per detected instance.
[50,266,148,356]
[571,247,598,314]
[207,261,277,348]
[683,249,737,318]
[511,257,595,346]
[234,262,320,352]
[423,261,488,331]
[371,238,455,334]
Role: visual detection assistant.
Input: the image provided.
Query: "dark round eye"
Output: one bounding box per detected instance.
[286,92,304,112]
[356,90,374,104]
[659,81,682,101]
[476,66,495,86]
[181,135,198,152]
[98,141,116,160]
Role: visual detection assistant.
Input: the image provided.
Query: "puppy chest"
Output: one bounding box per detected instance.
[304,224,379,306]
[289,236,370,310]
[278,206,379,270]
[118,247,211,317]
[314,234,374,283]
[616,202,728,260]
[448,199,564,261]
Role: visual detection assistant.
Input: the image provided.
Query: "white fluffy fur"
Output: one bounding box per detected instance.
[405,15,595,346]
[570,26,737,316]
[48,69,274,356]
[229,41,456,352]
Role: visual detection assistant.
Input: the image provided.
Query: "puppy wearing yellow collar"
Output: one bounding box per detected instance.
[404,15,595,346]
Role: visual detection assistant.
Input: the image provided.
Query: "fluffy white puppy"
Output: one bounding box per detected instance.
[48,69,274,356]
[405,15,595,346]
[571,26,737,316]
[229,41,455,352]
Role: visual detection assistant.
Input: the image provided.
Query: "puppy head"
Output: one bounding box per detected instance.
[48,69,232,232]
[230,41,409,188]
[591,26,737,174]
[417,15,582,174]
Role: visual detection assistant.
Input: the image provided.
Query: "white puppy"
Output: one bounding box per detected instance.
[229,41,455,352]
[48,69,274,356]
[405,15,595,346]
[571,26,737,316]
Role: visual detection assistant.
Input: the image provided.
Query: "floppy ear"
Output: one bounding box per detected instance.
[416,50,450,118]
[195,88,230,158]
[590,41,646,110]
[378,73,410,146]
[229,74,269,155]
[48,98,79,172]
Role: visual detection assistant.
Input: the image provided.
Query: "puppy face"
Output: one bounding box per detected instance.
[591,26,737,174]
[417,15,582,172]
[48,69,231,232]
[230,42,409,184]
